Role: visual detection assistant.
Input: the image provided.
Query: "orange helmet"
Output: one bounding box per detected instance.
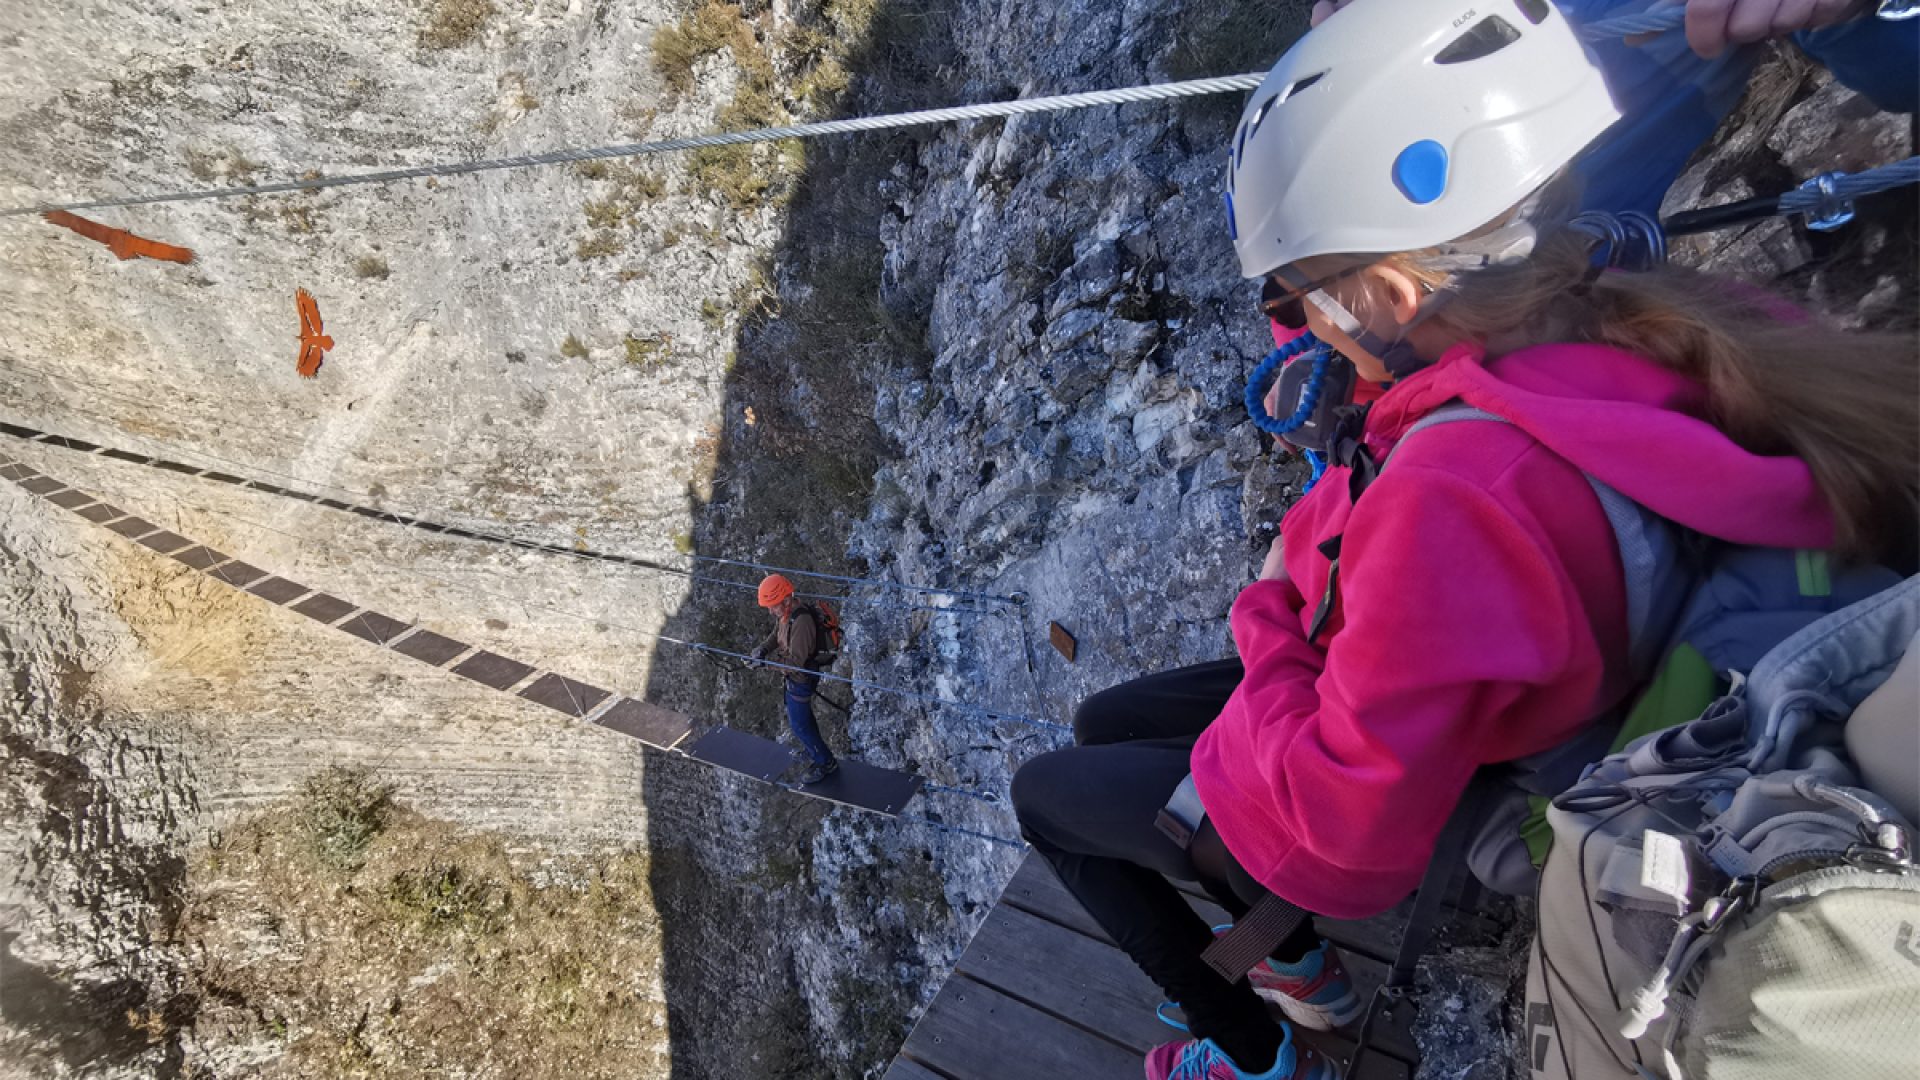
[757,574,795,608]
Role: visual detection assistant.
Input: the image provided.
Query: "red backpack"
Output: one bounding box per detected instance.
[793,601,843,660]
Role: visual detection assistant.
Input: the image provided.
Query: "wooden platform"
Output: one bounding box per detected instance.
[888,854,1502,1080]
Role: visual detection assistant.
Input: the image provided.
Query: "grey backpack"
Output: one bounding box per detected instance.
[1525,575,1920,1079]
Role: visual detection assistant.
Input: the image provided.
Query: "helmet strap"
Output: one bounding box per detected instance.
[1305,287,1446,381]
[1275,199,1547,381]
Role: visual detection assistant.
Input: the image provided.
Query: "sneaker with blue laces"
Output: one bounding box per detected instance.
[1143,1031,1341,1080]
[1214,927,1363,1031]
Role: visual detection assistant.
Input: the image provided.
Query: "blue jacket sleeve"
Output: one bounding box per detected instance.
[1795,14,1920,114]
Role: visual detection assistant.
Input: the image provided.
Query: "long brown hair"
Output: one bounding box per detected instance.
[1345,231,1919,566]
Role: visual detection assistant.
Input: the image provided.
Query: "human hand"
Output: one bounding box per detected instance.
[1258,535,1289,583]
[1678,0,1870,58]
[1310,0,1355,27]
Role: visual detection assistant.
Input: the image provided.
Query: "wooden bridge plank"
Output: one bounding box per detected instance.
[1000,856,1419,1066]
[1000,851,1111,940]
[206,559,267,587]
[896,975,1140,1080]
[517,672,612,718]
[684,727,923,814]
[686,726,792,782]
[1018,858,1400,990]
[954,904,1171,1053]
[337,610,411,645]
[594,697,693,749]
[912,899,1411,1080]
[882,1058,948,1080]
[105,515,158,539]
[449,650,536,690]
[169,545,229,571]
[388,628,469,666]
[800,757,923,816]
[290,592,355,624]
[246,576,310,605]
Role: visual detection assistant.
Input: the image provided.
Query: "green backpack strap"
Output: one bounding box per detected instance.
[1518,642,1725,865]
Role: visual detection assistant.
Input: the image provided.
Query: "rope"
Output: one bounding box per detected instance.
[903,815,1028,849]
[0,74,1266,219]
[922,783,1004,805]
[1662,156,1920,235]
[1578,6,1689,41]
[5,459,1047,853]
[686,641,1069,733]
[685,552,1019,607]
[1777,156,1920,212]
[0,402,1010,614]
[1244,332,1331,436]
[25,445,1069,734]
[1580,4,1917,43]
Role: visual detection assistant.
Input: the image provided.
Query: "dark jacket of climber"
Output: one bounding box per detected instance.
[751,574,839,785]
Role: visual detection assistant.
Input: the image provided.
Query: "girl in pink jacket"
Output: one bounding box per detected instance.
[1010,3,1918,1079]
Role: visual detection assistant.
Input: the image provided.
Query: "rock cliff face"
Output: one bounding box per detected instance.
[1,0,1912,1077]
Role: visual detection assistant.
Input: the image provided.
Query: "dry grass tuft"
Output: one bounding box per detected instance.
[650,1,756,92]
[294,765,393,870]
[419,0,496,50]
[182,787,669,1076]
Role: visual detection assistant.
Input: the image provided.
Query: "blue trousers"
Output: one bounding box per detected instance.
[785,679,834,766]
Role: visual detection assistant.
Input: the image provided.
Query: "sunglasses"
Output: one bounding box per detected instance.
[1259,266,1370,330]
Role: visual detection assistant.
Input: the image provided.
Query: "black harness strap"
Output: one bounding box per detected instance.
[1350,778,1494,1074]
[1201,891,1312,982]
[1305,535,1344,644]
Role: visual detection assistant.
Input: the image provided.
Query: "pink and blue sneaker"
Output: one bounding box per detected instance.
[1143,1031,1341,1080]
[1158,933,1363,1044]
[1239,936,1364,1032]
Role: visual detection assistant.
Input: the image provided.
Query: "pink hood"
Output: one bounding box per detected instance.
[1191,342,1831,918]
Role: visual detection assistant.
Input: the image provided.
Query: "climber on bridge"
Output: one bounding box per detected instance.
[1011,3,1919,1079]
[750,573,840,785]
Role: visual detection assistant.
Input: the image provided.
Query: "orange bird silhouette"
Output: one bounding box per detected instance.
[41,210,195,264]
[294,289,334,378]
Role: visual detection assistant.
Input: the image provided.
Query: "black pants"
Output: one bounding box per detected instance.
[1011,660,1317,1067]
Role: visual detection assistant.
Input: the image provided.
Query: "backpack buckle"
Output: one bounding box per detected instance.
[1699,877,1759,934]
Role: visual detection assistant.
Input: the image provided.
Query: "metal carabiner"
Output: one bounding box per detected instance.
[1846,821,1915,873]
[1799,172,1857,232]
[1699,877,1760,934]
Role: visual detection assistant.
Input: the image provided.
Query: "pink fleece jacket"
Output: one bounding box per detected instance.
[1190,341,1833,919]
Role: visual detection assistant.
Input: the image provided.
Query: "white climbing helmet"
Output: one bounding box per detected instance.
[1225,0,1623,279]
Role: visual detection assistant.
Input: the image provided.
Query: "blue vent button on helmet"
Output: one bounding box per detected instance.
[1223,190,1238,240]
[1391,140,1449,204]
